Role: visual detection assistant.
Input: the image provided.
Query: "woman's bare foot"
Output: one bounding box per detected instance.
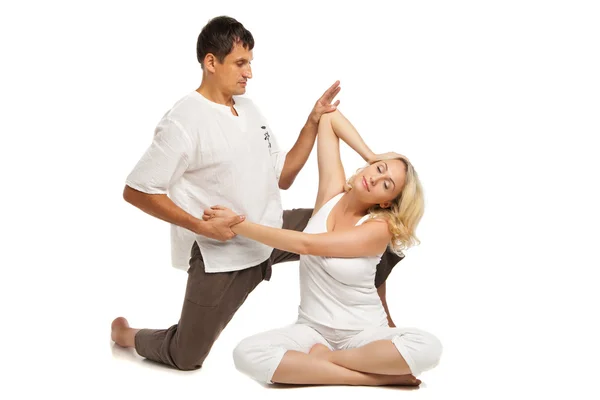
[111,317,138,348]
[308,343,332,359]
[391,374,421,386]
[361,372,421,387]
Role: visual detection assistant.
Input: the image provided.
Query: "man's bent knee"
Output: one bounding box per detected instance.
[171,345,211,371]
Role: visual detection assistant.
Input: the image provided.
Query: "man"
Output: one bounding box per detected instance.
[111,15,402,371]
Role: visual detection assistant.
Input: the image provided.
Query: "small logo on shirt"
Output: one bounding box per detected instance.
[261,125,271,149]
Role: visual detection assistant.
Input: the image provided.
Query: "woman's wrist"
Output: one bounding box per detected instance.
[364,150,376,164]
[231,220,248,234]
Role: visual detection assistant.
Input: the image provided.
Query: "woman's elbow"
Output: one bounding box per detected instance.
[298,236,316,256]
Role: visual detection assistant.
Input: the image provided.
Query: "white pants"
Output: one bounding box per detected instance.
[233,318,443,384]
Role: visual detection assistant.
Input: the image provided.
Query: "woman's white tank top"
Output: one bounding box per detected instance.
[297,193,389,329]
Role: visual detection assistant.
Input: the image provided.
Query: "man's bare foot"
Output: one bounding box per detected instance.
[308,343,332,359]
[111,317,136,348]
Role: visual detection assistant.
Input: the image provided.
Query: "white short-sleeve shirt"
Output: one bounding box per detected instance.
[126,91,287,272]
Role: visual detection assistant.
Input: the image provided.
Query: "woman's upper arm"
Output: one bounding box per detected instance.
[313,112,347,215]
[305,219,391,257]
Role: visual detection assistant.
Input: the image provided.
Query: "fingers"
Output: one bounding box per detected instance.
[216,231,236,242]
[321,80,341,101]
[203,209,215,219]
[327,80,340,93]
[205,210,222,219]
[332,86,341,97]
[224,231,236,241]
[203,208,222,220]
[328,86,341,97]
[203,208,245,224]
[323,99,340,114]
[327,99,340,111]
[205,205,229,217]
[324,86,341,103]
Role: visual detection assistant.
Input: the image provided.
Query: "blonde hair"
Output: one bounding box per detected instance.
[345,155,425,254]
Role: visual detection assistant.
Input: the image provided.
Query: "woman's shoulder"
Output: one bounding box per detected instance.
[362,214,390,225]
[360,216,392,235]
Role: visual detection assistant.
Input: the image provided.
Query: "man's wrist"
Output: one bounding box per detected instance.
[190,218,207,236]
[307,112,320,127]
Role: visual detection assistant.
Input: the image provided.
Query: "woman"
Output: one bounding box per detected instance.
[205,109,442,386]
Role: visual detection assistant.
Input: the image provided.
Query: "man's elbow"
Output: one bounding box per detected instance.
[123,185,134,203]
[278,177,293,190]
[123,185,143,206]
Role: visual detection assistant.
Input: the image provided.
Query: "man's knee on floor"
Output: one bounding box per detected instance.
[171,348,210,371]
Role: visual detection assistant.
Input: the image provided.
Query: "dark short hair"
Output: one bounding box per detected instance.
[196,16,254,67]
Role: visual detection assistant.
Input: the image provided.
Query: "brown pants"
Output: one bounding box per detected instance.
[134,208,403,370]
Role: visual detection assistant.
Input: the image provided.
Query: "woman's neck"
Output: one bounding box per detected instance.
[339,191,371,218]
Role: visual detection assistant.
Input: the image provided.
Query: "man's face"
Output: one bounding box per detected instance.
[214,42,253,96]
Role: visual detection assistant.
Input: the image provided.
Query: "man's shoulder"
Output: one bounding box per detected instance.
[169,91,206,113]
[158,91,210,125]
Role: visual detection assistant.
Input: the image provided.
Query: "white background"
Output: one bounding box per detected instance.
[1,1,599,399]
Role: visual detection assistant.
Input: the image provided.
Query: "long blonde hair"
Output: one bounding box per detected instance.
[345,155,425,254]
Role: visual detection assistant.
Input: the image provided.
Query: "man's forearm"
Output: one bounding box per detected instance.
[123,185,206,235]
[278,119,319,189]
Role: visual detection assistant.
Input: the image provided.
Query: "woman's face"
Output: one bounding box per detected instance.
[351,159,407,208]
